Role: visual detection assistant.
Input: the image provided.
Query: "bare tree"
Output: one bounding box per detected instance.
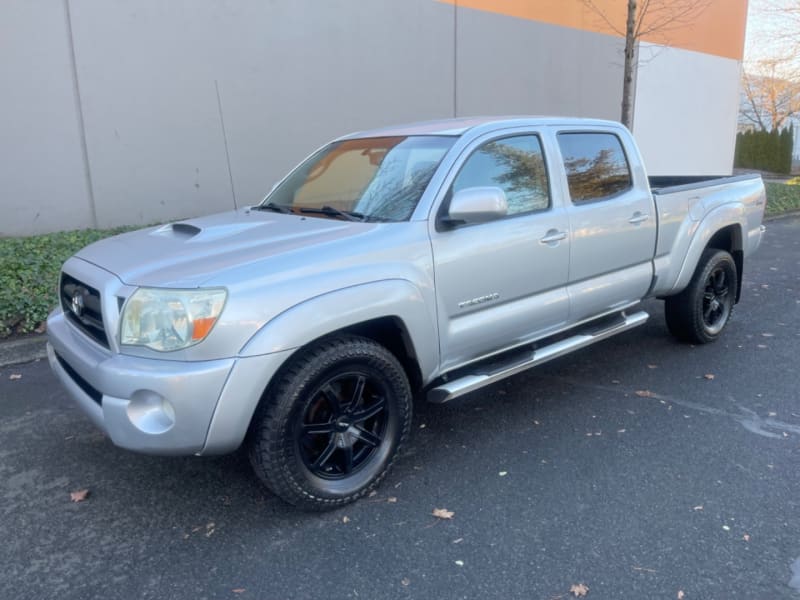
[581,0,711,128]
[763,0,800,58]
[740,59,800,132]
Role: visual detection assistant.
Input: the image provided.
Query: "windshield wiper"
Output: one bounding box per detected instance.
[252,202,291,214]
[298,206,367,222]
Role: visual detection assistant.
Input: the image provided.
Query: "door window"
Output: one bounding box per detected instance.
[557,133,632,203]
[451,135,550,215]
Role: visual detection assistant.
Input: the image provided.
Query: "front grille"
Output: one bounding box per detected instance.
[60,273,109,348]
[55,352,102,405]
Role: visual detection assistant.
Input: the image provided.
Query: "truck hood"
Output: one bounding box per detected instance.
[76,209,375,287]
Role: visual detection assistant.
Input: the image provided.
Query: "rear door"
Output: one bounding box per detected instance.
[555,129,657,323]
[429,130,571,372]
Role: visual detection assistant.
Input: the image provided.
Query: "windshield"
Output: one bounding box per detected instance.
[261,135,456,222]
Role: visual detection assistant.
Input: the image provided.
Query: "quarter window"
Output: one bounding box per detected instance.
[557,133,632,202]
[452,135,550,215]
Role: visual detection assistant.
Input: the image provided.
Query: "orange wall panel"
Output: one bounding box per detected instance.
[438,0,748,60]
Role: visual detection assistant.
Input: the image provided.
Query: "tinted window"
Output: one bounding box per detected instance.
[557,133,632,202]
[452,135,550,215]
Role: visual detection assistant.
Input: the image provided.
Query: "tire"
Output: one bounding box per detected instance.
[665,248,737,344]
[248,334,412,510]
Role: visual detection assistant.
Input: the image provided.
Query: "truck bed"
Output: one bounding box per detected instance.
[649,173,761,194]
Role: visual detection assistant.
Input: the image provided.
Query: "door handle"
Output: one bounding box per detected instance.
[539,230,567,244]
[628,212,649,225]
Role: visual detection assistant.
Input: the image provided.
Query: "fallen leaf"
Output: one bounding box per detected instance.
[342,516,350,523]
[387,497,397,503]
[635,390,656,398]
[703,374,715,380]
[569,583,589,597]
[70,489,89,502]
[432,508,454,520]
[677,591,685,599]
[498,471,508,477]
[9,374,22,381]
[401,578,410,587]
[232,589,246,594]
[743,533,751,542]
[34,322,47,334]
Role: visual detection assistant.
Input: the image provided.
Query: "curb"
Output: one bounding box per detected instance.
[765,210,800,221]
[0,335,48,368]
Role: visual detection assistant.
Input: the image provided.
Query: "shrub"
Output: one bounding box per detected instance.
[0,227,139,337]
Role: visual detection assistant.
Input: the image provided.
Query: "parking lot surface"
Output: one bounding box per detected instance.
[2,215,799,600]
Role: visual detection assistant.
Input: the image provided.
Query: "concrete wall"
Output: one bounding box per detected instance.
[0,0,94,235]
[2,0,743,235]
[633,43,742,176]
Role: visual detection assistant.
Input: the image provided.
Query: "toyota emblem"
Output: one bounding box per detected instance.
[70,291,85,317]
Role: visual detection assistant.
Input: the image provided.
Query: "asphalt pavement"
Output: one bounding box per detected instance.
[2,216,799,600]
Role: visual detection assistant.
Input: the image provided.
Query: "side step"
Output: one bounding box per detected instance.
[427,310,649,404]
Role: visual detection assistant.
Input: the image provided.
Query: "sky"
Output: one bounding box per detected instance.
[743,0,798,67]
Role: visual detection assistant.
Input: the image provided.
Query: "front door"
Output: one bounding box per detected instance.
[430,133,570,372]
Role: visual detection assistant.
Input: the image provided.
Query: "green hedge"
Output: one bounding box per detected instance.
[0,227,138,337]
[765,181,800,216]
[734,128,794,174]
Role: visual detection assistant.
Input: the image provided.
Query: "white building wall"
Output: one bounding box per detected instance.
[1,2,744,235]
[632,42,742,176]
[0,0,94,236]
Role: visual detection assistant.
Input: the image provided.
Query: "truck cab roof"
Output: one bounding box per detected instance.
[338,116,626,140]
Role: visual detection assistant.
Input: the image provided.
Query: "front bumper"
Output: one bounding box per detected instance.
[47,308,291,455]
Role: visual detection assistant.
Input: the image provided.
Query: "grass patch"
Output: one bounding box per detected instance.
[765,181,800,216]
[0,226,139,338]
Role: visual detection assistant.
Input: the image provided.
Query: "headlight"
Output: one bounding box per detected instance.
[120,288,227,351]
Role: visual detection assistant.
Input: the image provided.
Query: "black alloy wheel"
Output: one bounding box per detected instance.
[701,264,733,335]
[665,248,738,344]
[248,335,412,510]
[297,372,389,479]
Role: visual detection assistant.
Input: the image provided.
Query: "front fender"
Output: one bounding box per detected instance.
[238,279,439,381]
[668,204,745,295]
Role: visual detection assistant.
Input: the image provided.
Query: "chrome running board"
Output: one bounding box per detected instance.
[427,310,649,404]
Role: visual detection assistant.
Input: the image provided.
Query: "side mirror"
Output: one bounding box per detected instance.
[445,186,508,225]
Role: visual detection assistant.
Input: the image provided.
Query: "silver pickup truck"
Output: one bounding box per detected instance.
[47,117,766,509]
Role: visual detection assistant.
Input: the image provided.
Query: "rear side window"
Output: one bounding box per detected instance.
[452,135,550,215]
[557,133,632,203]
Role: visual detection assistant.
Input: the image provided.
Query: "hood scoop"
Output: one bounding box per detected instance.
[161,222,202,238]
[151,220,267,242]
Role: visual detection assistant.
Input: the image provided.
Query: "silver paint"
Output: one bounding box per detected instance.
[46,117,765,455]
